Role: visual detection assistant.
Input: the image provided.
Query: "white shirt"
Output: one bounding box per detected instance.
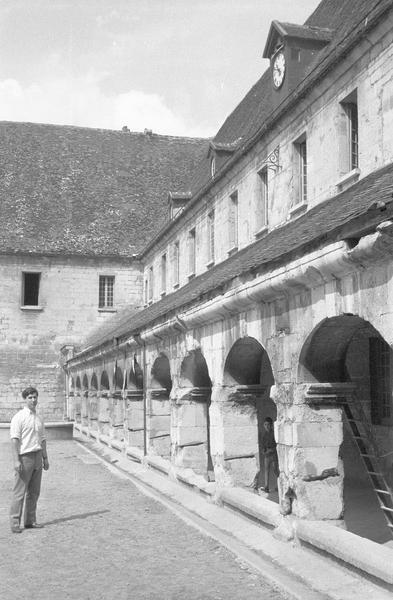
[10,407,46,454]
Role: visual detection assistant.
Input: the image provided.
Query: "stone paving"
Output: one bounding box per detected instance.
[0,440,289,600]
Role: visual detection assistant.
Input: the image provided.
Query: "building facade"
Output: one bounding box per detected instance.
[3,0,393,549]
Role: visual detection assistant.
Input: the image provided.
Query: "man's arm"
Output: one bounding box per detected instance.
[11,438,21,473]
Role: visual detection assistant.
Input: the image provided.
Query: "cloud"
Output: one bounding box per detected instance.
[0,77,213,137]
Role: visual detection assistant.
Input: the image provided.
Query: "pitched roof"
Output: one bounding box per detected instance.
[74,161,393,355]
[142,0,392,253]
[0,121,208,257]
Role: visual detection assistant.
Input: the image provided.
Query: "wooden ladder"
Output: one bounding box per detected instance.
[342,394,393,537]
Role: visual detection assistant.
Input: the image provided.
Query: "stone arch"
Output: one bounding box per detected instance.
[128,357,143,390]
[298,315,388,384]
[91,373,98,391]
[222,337,276,492]
[100,370,110,391]
[151,353,172,395]
[297,315,393,542]
[75,375,81,390]
[82,374,89,391]
[148,353,173,458]
[114,365,124,391]
[180,348,211,388]
[176,349,213,478]
[224,336,274,388]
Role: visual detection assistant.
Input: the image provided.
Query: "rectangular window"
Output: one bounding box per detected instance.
[22,272,40,306]
[342,95,358,171]
[188,228,196,276]
[173,241,180,287]
[98,275,114,308]
[148,266,153,303]
[161,253,167,294]
[207,210,215,264]
[257,168,268,231]
[370,338,393,425]
[338,90,359,174]
[229,190,238,250]
[144,278,148,305]
[294,137,307,205]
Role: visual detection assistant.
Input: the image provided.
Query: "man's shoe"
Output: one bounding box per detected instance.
[11,525,22,533]
[24,523,44,529]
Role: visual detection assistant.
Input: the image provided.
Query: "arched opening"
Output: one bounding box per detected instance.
[177,349,213,479]
[149,353,173,457]
[126,356,144,449]
[114,366,124,391]
[151,353,172,395]
[223,337,277,496]
[91,373,98,391]
[299,315,393,543]
[128,357,143,390]
[75,376,81,391]
[100,371,110,391]
[82,374,88,391]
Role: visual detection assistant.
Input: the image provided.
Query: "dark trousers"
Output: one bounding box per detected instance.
[10,451,43,527]
[264,451,279,490]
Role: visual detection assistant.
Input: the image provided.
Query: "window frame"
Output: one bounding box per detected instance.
[173,241,180,288]
[161,253,167,295]
[21,271,41,308]
[256,167,269,234]
[98,275,115,310]
[228,190,239,253]
[207,209,215,266]
[188,228,196,277]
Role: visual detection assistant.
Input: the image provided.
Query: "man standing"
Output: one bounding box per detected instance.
[9,387,49,533]
[260,416,279,494]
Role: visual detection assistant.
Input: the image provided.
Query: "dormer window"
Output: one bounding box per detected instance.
[168,191,192,219]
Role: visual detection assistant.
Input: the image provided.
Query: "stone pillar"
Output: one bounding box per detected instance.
[275,383,345,521]
[209,384,259,487]
[110,391,125,441]
[67,391,75,421]
[86,392,97,429]
[98,392,111,435]
[146,388,171,458]
[171,386,209,475]
[126,390,144,449]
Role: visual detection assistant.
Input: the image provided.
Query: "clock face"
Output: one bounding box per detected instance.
[272,51,286,89]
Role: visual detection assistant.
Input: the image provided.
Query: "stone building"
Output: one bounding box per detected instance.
[0,122,208,421]
[4,0,393,555]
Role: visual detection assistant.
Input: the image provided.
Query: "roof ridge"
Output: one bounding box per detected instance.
[0,120,209,142]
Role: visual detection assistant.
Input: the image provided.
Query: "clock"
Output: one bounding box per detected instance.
[272,51,286,89]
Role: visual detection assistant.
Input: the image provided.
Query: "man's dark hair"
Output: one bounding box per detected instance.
[264,417,273,424]
[22,386,38,399]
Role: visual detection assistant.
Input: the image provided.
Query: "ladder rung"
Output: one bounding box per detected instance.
[360,453,377,458]
[376,489,391,495]
[368,471,383,476]
[381,506,393,513]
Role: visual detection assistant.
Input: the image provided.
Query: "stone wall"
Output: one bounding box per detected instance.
[0,254,142,422]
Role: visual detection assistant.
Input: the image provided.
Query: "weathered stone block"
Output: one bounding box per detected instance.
[174,402,207,427]
[127,429,144,448]
[221,426,258,457]
[148,415,171,435]
[149,398,171,417]
[293,476,344,520]
[224,456,257,487]
[293,421,343,448]
[176,426,207,446]
[175,443,207,474]
[149,435,171,457]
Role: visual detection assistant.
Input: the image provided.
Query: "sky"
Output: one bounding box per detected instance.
[0,0,321,137]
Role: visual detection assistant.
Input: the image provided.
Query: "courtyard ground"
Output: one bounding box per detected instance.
[0,439,289,600]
